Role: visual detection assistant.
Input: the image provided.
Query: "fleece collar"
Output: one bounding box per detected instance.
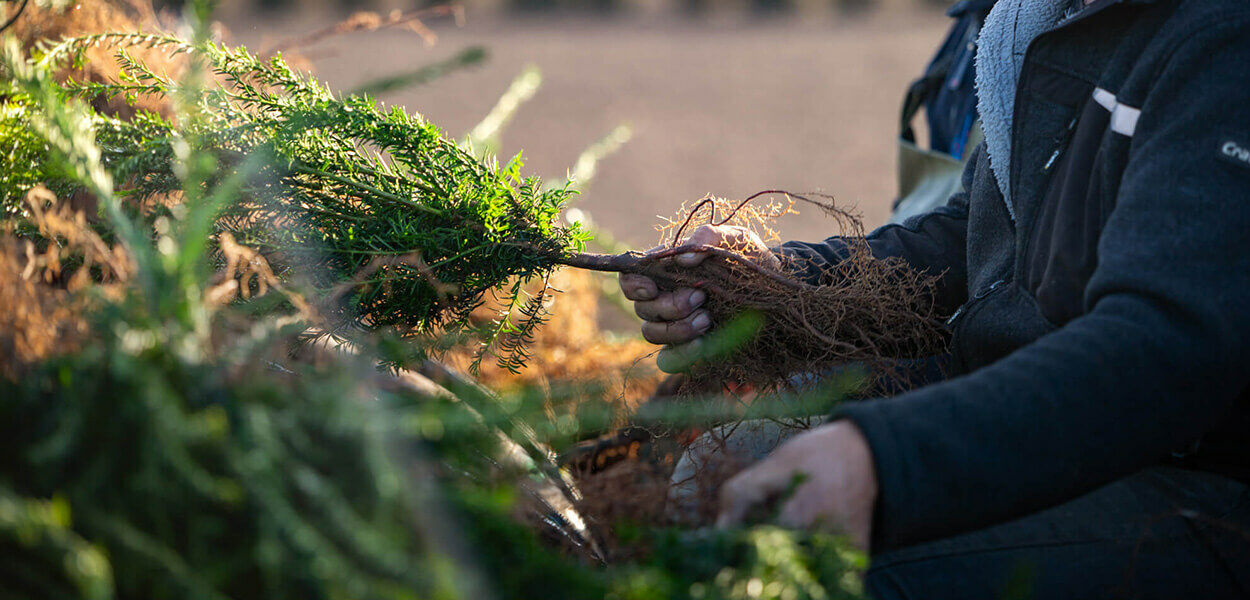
[974,0,1071,213]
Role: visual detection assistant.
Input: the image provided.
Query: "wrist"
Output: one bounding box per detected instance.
[826,420,878,548]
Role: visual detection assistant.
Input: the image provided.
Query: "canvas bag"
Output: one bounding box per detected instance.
[890,0,995,224]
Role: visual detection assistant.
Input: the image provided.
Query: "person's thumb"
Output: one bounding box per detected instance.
[674,225,732,267]
[674,250,708,267]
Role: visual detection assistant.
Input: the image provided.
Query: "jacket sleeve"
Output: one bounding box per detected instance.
[779,144,981,315]
[835,18,1250,551]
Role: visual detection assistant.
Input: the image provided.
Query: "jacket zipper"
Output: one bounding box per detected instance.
[1006,0,1133,219]
[1043,116,1081,173]
[946,279,1007,327]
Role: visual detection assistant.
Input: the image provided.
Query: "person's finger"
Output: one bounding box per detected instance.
[673,225,731,267]
[656,339,702,373]
[641,309,712,345]
[674,251,708,268]
[715,474,770,529]
[715,460,795,528]
[618,245,667,299]
[775,486,819,530]
[619,273,658,301]
[635,288,705,322]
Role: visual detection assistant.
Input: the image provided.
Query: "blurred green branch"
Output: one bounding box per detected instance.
[463,64,543,156]
[349,45,487,96]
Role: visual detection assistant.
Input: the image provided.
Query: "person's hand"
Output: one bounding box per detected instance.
[716,420,878,551]
[618,224,780,373]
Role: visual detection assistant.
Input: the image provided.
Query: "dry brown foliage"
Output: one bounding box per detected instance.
[0,184,312,379]
[570,457,672,558]
[0,186,130,377]
[445,268,666,415]
[10,0,187,118]
[261,5,466,57]
[0,239,88,377]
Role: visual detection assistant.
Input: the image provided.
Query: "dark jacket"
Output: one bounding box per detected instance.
[782,0,1250,551]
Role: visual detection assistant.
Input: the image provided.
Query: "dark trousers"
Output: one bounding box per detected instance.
[866,467,1250,599]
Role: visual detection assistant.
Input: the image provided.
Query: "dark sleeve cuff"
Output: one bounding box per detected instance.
[831,399,915,552]
[777,238,855,285]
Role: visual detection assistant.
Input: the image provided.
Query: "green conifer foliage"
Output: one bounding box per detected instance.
[2,33,587,368]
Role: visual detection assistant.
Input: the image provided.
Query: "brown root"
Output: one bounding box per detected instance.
[557,192,946,395]
[571,458,673,560]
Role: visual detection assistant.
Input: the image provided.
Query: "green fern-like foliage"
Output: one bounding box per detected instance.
[1,33,587,369]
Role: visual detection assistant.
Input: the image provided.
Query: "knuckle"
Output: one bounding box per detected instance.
[668,322,694,343]
[637,294,685,322]
[656,294,680,317]
[662,300,691,321]
[634,298,658,320]
[690,225,719,244]
[641,324,664,344]
[619,275,656,300]
[644,322,688,345]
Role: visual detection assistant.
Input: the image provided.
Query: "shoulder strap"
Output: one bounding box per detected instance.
[900,0,996,145]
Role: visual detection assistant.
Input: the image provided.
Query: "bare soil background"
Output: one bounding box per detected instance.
[222,10,950,247]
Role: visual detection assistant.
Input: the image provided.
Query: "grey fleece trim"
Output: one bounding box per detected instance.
[974,0,1070,215]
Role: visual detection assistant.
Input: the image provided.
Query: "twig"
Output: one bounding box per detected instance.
[555,244,806,290]
[0,0,29,35]
[263,4,466,57]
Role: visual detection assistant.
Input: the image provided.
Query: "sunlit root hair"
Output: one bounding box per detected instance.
[558,191,948,395]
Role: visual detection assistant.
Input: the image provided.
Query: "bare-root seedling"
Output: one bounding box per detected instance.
[559,191,946,395]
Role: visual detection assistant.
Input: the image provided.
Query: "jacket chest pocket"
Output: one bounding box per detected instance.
[1020,93,1122,326]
